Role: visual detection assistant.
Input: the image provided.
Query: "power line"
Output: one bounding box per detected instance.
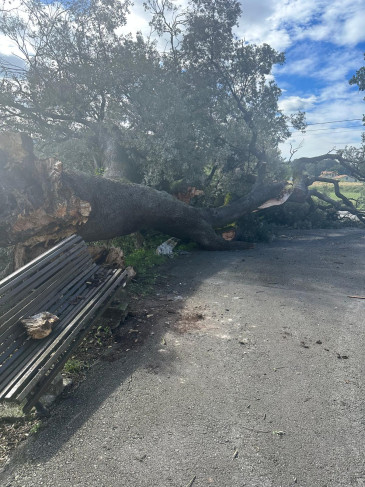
[290,132,362,138]
[288,118,363,128]
[305,118,363,126]
[291,126,364,133]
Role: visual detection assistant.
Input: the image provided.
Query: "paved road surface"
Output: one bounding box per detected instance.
[1,228,365,487]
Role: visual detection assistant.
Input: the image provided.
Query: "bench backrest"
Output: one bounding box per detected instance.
[0,235,94,338]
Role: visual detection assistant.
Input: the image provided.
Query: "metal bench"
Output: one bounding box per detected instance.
[0,235,131,414]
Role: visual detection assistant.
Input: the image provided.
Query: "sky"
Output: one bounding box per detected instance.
[0,0,364,160]
[122,0,365,159]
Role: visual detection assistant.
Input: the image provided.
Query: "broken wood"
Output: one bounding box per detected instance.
[21,312,59,340]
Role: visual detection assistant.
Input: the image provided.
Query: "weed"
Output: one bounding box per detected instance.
[96,325,112,336]
[63,358,86,374]
[125,247,166,271]
[29,422,41,435]
[176,241,198,252]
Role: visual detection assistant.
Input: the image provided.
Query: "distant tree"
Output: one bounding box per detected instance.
[338,53,365,182]
[350,53,365,99]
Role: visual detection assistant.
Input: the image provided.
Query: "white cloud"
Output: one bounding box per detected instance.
[316,51,362,82]
[119,3,151,37]
[236,0,365,49]
[280,83,364,158]
[0,35,20,57]
[280,55,320,77]
[276,47,363,87]
[279,95,317,113]
[280,128,363,159]
[340,11,365,45]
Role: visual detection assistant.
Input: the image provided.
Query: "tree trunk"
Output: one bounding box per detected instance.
[0,133,293,264]
[99,127,142,182]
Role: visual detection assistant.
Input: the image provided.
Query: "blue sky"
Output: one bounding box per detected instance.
[122,0,365,159]
[1,0,364,159]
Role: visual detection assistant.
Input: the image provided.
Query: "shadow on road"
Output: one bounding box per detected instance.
[3,227,365,474]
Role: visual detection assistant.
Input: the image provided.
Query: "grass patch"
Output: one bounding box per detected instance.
[111,232,197,295]
[310,181,365,209]
[63,358,87,374]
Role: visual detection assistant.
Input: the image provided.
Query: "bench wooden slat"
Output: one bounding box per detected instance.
[0,242,88,316]
[0,250,92,332]
[22,274,128,413]
[0,260,98,350]
[0,263,99,369]
[0,261,96,368]
[10,269,127,402]
[0,268,120,399]
[17,269,127,403]
[0,240,86,310]
[0,235,82,295]
[0,264,103,394]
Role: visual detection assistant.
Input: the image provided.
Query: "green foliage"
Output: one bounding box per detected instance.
[224,193,232,206]
[125,250,165,295]
[261,201,351,230]
[29,422,42,435]
[92,325,113,346]
[236,214,275,242]
[111,231,197,294]
[64,358,86,374]
[125,248,166,274]
[349,53,365,97]
[176,241,198,252]
[119,232,169,295]
[0,0,296,200]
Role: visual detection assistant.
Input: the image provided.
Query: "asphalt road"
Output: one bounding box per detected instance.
[1,228,365,487]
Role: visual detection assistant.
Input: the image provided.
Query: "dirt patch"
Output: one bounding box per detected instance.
[0,418,39,466]
[172,311,205,334]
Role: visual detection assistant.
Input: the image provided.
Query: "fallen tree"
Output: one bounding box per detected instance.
[1,1,363,272]
[0,132,290,265]
[1,132,363,270]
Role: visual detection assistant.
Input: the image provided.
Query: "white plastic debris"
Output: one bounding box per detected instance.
[337,211,360,222]
[156,237,180,256]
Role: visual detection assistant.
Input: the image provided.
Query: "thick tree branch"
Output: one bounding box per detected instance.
[309,188,365,223]
[310,177,357,209]
[203,181,291,227]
